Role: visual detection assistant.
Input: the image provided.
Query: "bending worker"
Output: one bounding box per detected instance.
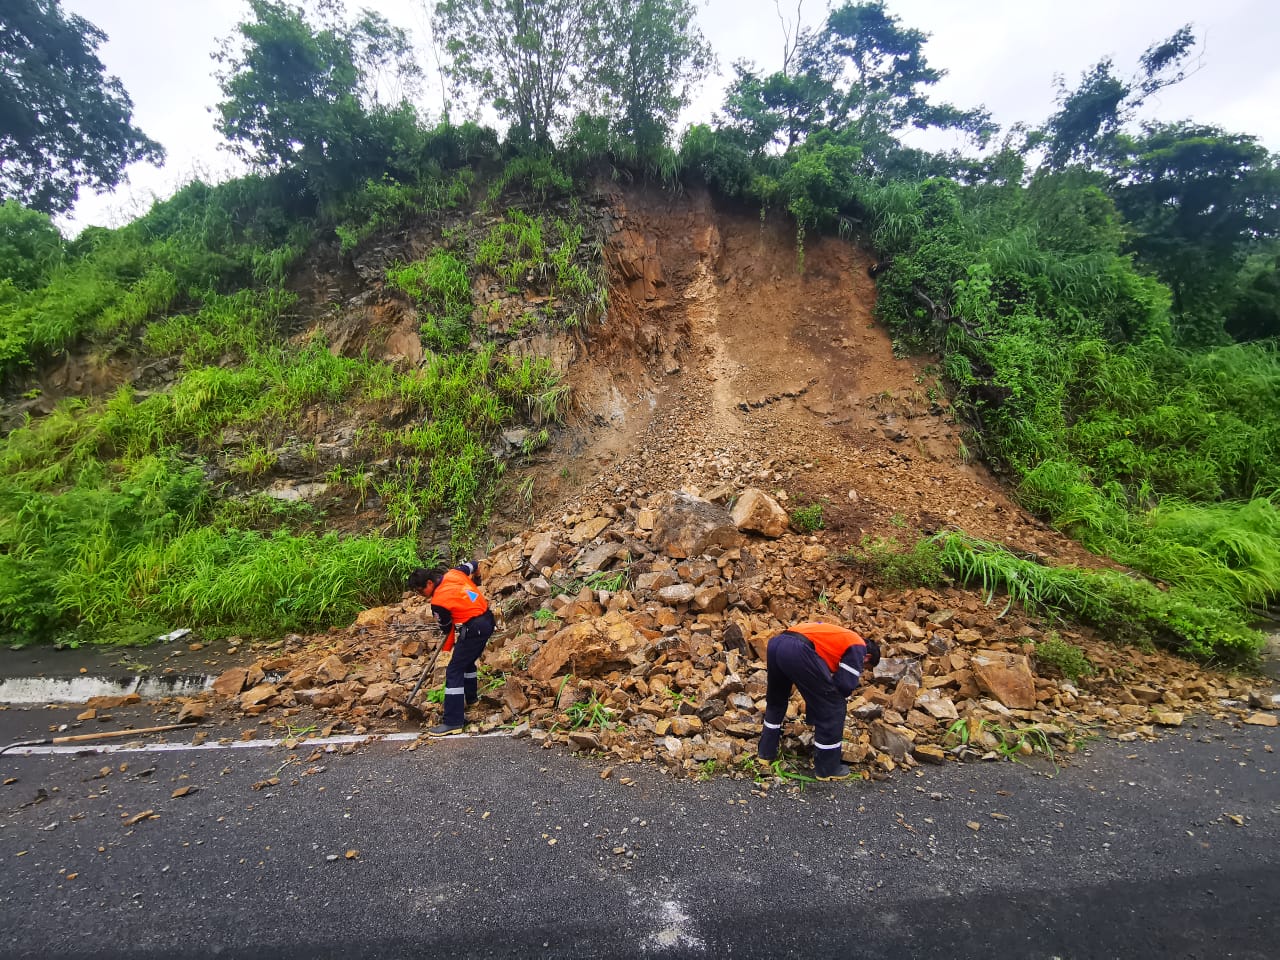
[758,621,881,781]
[407,561,495,735]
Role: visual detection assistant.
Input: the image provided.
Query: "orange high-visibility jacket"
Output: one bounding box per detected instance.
[791,622,866,672]
[431,567,488,650]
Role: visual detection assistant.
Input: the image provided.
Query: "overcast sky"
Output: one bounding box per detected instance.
[60,0,1280,233]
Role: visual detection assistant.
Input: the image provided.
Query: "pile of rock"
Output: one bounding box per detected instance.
[192,485,1278,779]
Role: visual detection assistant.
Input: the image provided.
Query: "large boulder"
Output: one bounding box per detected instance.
[529,612,647,682]
[647,491,743,558]
[730,488,789,538]
[970,649,1036,710]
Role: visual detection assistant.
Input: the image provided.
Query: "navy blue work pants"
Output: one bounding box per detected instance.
[761,632,846,759]
[442,609,496,726]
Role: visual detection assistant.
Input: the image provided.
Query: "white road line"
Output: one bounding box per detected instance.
[3,729,512,757]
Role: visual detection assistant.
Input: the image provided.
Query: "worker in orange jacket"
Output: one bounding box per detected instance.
[758,621,880,781]
[407,561,495,735]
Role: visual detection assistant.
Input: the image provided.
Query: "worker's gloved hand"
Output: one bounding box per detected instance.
[864,639,881,670]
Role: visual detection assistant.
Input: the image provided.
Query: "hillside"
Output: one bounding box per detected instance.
[61,181,1272,781]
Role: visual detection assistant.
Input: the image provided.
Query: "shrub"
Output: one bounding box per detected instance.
[789,502,824,533]
[841,535,946,589]
[1033,633,1097,683]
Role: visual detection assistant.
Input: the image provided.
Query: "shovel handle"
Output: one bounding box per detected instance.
[1,721,199,756]
[50,722,198,745]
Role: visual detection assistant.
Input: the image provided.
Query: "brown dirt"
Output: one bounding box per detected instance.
[502,183,1096,570]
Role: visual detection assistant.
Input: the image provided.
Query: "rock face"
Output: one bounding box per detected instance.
[648,490,742,558]
[970,650,1036,710]
[730,488,789,538]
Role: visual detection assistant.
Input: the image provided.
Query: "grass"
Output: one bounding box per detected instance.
[841,535,947,589]
[1,219,576,646]
[933,532,1264,663]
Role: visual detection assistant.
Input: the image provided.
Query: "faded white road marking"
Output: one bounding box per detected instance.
[4,729,511,757]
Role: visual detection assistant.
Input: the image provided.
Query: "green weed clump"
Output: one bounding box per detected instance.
[474,210,606,326]
[790,502,824,533]
[1033,633,1097,684]
[388,249,474,350]
[841,535,946,589]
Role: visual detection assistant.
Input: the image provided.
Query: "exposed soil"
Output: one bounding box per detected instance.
[501,184,1095,570]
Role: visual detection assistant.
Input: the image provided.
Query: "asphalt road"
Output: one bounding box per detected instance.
[0,709,1276,960]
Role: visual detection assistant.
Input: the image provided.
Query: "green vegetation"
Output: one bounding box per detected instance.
[945,717,1060,768]
[841,535,946,590]
[4,0,1279,664]
[934,533,1263,662]
[564,694,617,731]
[1033,633,1097,684]
[0,0,164,214]
[789,502,825,533]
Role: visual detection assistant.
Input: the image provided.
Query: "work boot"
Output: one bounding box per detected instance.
[813,748,852,781]
[427,722,463,736]
[758,724,781,762]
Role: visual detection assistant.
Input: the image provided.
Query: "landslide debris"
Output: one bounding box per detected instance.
[175,482,1277,779]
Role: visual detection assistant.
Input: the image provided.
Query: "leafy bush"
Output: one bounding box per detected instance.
[789,502,824,533]
[1033,633,1097,683]
[841,535,946,589]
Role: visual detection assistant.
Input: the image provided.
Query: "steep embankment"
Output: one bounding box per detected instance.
[145,183,1276,780]
[517,184,1090,565]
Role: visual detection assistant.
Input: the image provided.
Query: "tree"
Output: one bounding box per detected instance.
[1041,26,1197,170]
[1111,122,1280,342]
[433,0,605,148]
[214,0,422,197]
[0,0,164,215]
[592,0,712,158]
[721,1,991,167]
[0,199,63,289]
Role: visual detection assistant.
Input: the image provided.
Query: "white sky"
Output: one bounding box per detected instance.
[59,0,1280,234]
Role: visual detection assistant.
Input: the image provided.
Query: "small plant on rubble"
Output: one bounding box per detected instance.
[565,694,616,731]
[790,502,825,533]
[583,568,629,593]
[946,717,1058,771]
[1033,632,1096,684]
[532,606,560,625]
[696,759,719,781]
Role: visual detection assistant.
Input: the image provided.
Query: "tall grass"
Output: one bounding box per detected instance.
[935,532,1264,663]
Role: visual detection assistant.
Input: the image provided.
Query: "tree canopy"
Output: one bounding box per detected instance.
[721,0,994,165]
[0,0,164,215]
[214,0,422,199]
[433,0,603,148]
